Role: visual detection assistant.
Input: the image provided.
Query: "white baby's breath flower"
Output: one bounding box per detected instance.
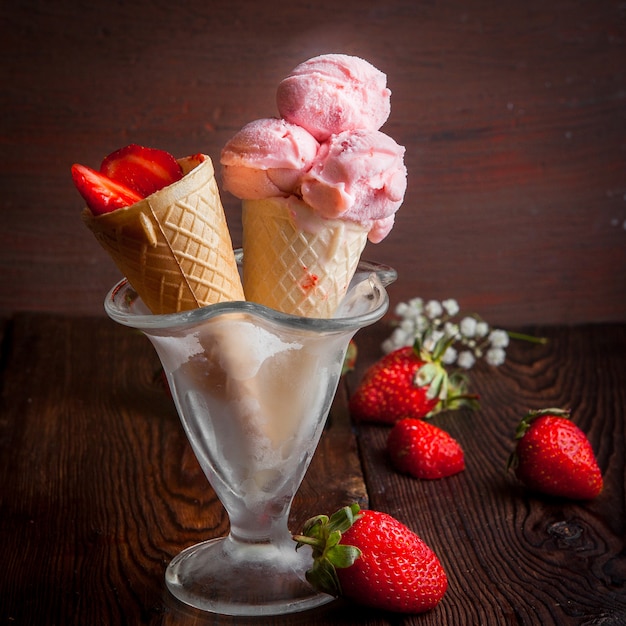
[381,338,397,354]
[442,299,460,316]
[486,347,506,366]
[425,300,443,319]
[408,297,424,313]
[383,296,534,371]
[415,315,430,333]
[444,322,460,339]
[489,329,510,348]
[389,327,411,348]
[459,316,478,338]
[395,301,412,318]
[442,346,458,365]
[475,321,490,338]
[431,329,445,344]
[399,319,416,334]
[422,329,445,353]
[457,350,476,369]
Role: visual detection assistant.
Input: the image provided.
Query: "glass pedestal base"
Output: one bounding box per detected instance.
[165,536,334,616]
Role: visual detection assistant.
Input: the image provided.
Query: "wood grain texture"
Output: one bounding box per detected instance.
[1,0,625,325]
[0,314,366,626]
[1,314,624,624]
[346,322,626,625]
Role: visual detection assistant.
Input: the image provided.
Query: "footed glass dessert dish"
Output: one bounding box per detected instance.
[104,252,396,616]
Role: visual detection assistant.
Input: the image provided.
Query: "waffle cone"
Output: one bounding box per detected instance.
[242,197,368,317]
[83,154,244,314]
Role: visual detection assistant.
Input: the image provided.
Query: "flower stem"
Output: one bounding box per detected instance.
[507,330,548,344]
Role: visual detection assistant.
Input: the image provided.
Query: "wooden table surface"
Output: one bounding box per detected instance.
[0,313,624,625]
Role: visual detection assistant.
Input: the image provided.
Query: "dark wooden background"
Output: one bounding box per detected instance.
[1,0,625,325]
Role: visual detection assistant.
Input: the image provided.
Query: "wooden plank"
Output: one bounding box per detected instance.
[347,323,626,625]
[1,0,625,325]
[2,314,625,624]
[0,314,367,625]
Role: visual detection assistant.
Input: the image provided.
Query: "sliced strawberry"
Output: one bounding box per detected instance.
[71,164,143,215]
[100,144,183,197]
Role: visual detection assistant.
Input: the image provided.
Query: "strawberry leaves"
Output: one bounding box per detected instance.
[512,407,571,441]
[294,504,362,597]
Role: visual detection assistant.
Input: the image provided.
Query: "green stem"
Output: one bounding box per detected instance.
[507,330,548,344]
[292,534,321,549]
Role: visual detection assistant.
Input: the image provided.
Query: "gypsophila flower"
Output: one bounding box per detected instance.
[379,297,546,417]
[475,321,490,338]
[408,297,424,312]
[425,300,443,319]
[486,347,506,366]
[382,296,543,369]
[395,301,412,318]
[459,316,478,338]
[384,298,516,367]
[442,299,460,316]
[457,351,476,369]
[489,329,510,348]
[391,326,412,345]
[399,319,415,334]
[444,322,460,338]
[442,346,458,365]
[381,337,398,354]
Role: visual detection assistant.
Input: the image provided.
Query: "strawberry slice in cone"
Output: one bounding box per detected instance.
[100,143,184,197]
[71,164,143,216]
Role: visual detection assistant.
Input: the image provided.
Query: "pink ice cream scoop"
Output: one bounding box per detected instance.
[300,129,407,243]
[276,54,391,142]
[221,118,319,199]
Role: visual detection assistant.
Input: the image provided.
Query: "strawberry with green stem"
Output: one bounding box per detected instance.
[349,330,479,424]
[293,503,447,614]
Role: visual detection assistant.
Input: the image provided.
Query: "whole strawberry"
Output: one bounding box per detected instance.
[349,341,477,424]
[294,504,447,614]
[388,418,465,479]
[509,408,603,499]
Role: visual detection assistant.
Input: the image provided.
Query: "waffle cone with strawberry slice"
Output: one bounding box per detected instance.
[74,145,244,314]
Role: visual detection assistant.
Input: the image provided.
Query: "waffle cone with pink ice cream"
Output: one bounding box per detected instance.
[221,53,407,318]
[82,154,244,315]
